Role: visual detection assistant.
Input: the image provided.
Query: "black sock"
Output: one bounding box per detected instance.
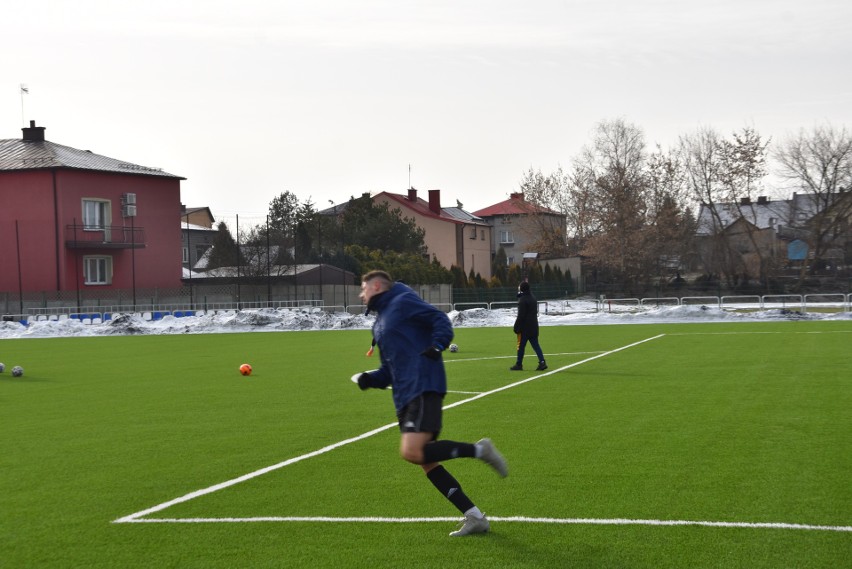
[422,440,476,464]
[426,465,475,514]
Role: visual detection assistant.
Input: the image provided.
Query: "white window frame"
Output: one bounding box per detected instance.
[182,247,189,263]
[499,230,514,244]
[82,199,110,230]
[83,256,113,285]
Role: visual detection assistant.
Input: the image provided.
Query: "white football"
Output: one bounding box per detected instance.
[449,344,459,353]
[11,366,23,377]
[0,362,5,373]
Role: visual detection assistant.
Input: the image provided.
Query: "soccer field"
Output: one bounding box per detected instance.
[2,321,851,568]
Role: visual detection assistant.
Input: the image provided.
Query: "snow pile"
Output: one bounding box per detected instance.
[1,303,849,340]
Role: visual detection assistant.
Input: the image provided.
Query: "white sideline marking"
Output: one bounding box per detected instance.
[668,330,852,336]
[114,335,665,524]
[115,515,852,532]
[445,351,605,363]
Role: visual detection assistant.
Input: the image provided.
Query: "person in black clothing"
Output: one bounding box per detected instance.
[510,281,547,371]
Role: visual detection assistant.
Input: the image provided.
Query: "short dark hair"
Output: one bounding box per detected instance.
[519,281,530,293]
[362,270,393,287]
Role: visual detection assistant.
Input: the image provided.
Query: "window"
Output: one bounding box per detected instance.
[499,230,514,244]
[82,199,109,230]
[480,230,485,240]
[507,256,515,265]
[182,247,189,263]
[469,227,477,239]
[83,256,112,285]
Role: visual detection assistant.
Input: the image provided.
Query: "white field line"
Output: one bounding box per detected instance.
[445,351,605,363]
[666,330,852,336]
[114,515,852,533]
[113,334,664,524]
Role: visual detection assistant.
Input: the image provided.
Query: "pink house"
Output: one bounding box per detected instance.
[0,122,184,295]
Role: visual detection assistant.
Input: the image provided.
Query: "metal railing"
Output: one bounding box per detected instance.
[64,224,146,248]
[5,293,851,326]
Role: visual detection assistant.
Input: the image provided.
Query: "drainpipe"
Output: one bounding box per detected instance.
[53,169,61,290]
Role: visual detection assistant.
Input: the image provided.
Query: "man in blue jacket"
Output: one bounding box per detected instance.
[354,270,508,537]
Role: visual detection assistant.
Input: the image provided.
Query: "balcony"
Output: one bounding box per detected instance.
[65,224,146,249]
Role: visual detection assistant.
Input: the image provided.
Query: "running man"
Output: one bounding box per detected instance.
[353,270,508,536]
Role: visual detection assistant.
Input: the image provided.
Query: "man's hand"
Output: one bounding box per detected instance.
[421,345,443,360]
[351,372,372,390]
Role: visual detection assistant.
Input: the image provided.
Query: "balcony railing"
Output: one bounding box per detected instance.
[65,224,146,249]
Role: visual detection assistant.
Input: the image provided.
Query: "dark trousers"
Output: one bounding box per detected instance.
[516,332,545,364]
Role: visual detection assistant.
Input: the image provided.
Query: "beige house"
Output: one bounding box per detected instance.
[373,189,493,280]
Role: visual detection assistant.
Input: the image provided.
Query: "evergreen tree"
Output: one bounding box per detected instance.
[450,265,468,288]
[341,196,426,254]
[205,221,240,269]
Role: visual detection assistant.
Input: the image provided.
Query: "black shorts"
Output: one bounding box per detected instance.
[396,392,444,437]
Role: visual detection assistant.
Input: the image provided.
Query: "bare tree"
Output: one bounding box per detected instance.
[681,127,772,288]
[774,124,852,280]
[718,127,773,285]
[517,167,570,258]
[646,145,696,285]
[577,118,652,293]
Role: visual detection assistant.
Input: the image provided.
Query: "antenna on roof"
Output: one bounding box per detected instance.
[19,84,29,127]
[408,163,412,189]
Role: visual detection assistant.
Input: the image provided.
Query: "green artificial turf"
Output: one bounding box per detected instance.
[2,321,850,568]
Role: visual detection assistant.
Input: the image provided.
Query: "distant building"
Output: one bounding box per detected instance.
[0,121,185,294]
[373,189,493,280]
[473,192,566,265]
[180,206,217,271]
[695,193,852,278]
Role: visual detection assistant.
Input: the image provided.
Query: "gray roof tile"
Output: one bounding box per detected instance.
[0,138,183,179]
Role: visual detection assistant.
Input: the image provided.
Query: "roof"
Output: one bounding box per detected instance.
[473,194,560,217]
[180,222,217,232]
[187,263,346,279]
[378,191,489,227]
[0,138,184,179]
[183,206,215,218]
[696,199,789,235]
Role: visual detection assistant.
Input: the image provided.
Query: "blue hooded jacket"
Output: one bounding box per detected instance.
[366,282,454,411]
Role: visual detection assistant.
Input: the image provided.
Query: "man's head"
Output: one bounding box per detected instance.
[360,270,393,305]
[519,281,530,293]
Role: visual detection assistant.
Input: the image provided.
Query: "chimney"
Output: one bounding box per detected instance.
[407,188,417,202]
[740,197,751,205]
[22,120,46,142]
[757,196,769,205]
[428,189,441,214]
[510,192,524,200]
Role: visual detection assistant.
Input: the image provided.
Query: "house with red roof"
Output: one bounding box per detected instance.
[0,121,185,298]
[473,192,567,266]
[373,189,492,280]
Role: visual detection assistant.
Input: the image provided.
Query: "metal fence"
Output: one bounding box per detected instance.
[5,292,850,326]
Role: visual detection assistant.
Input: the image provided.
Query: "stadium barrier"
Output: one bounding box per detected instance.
[9,292,851,327]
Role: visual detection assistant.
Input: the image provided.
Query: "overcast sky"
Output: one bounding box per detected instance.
[4,0,851,221]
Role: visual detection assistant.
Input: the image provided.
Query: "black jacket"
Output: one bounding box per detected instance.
[513,290,539,337]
